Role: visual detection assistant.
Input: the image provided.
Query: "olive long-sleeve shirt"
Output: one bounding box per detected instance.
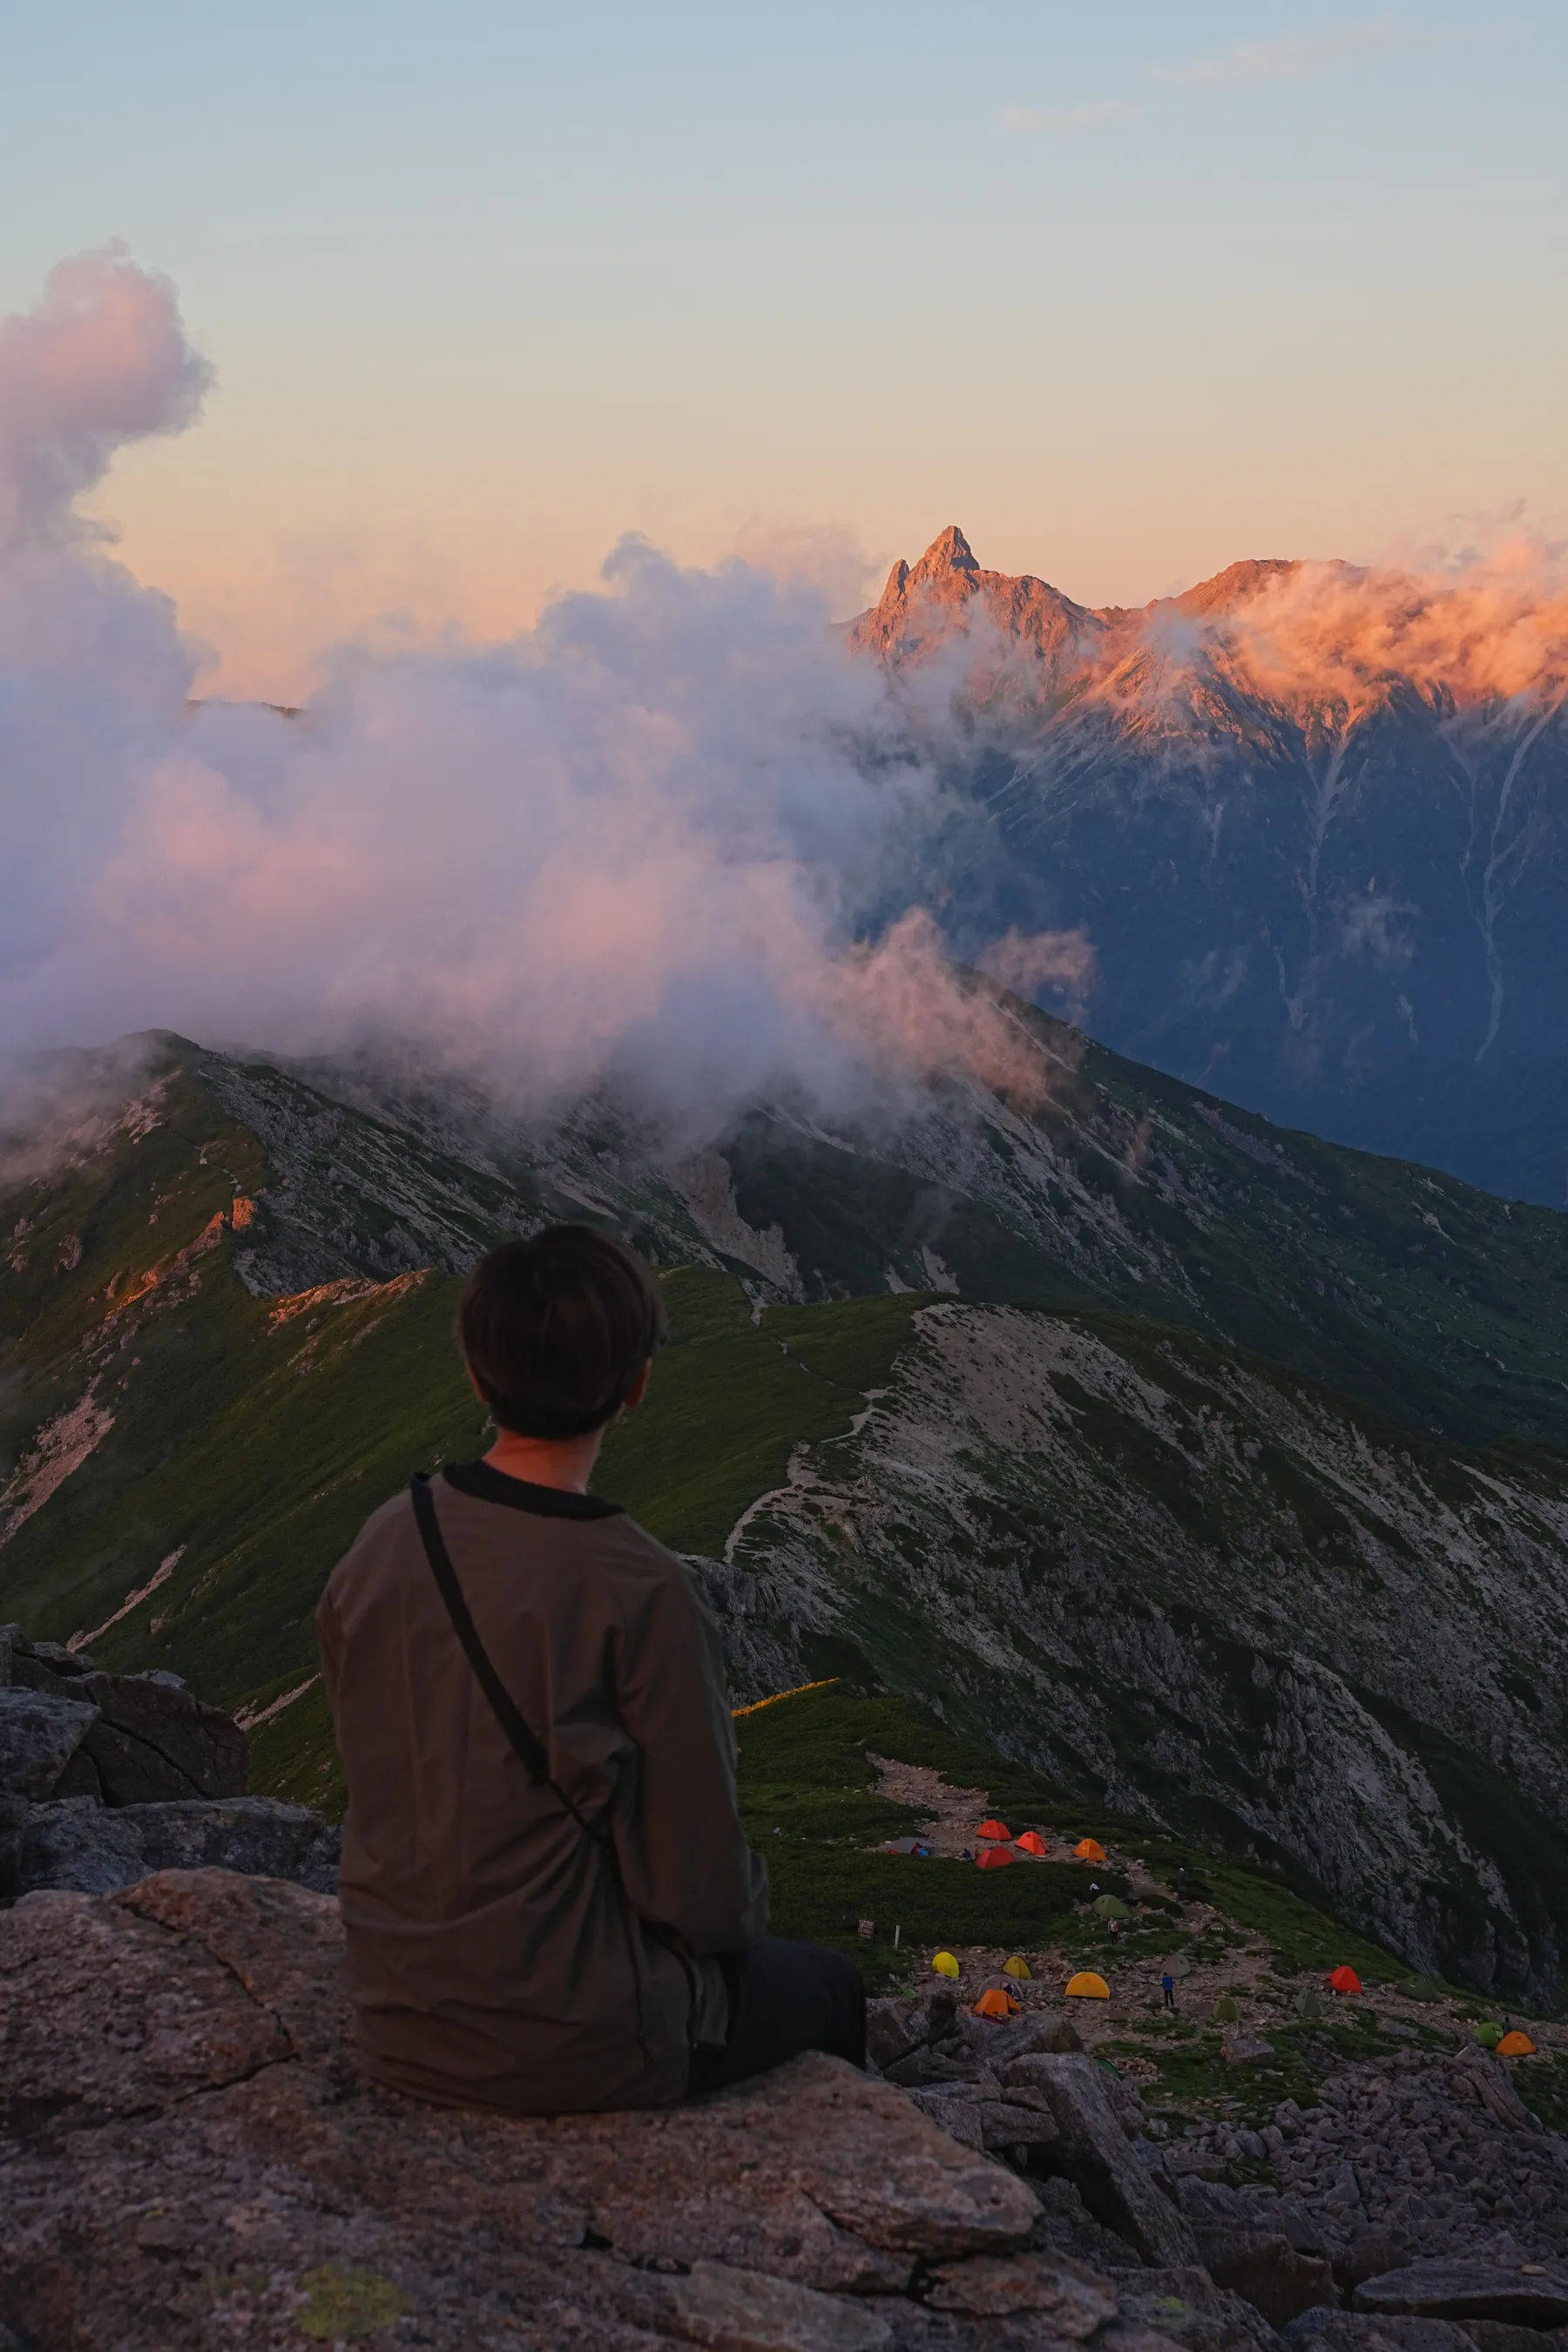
[316,1460,769,2113]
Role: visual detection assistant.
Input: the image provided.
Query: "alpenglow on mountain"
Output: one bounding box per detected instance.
[851,527,1568,1209]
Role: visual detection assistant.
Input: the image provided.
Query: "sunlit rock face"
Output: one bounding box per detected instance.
[850,530,1568,1208]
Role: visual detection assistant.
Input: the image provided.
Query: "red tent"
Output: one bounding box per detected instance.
[1015,1832,1048,1857]
[1328,1965,1362,1996]
[976,1818,1011,1842]
[976,1843,1015,1869]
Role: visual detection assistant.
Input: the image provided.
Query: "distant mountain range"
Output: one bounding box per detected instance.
[5,1022,1568,2004]
[850,528,1568,1209]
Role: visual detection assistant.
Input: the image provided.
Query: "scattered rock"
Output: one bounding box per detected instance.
[1284,2314,1477,2352]
[0,1685,98,1801]
[664,2258,892,2351]
[1333,2229,1412,2294]
[1008,2056,1201,2268]
[867,1993,956,2073]
[979,2097,1062,2153]
[1463,2324,1568,2352]
[1221,2033,1276,2066]
[924,2249,1118,2327]
[1109,2264,1281,2352]
[1193,2227,1336,2328]
[1353,2263,1568,2328]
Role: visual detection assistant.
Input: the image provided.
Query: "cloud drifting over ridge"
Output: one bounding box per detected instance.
[0,251,1075,1142]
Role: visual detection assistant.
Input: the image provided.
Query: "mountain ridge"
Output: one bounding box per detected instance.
[848,524,1301,675]
[5,1023,1568,1999]
[848,527,1568,1208]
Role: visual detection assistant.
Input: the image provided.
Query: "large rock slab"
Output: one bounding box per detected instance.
[1284,2315,1477,2352]
[0,1868,1061,2350]
[1193,2227,1335,2328]
[1353,2263,1568,2328]
[0,1685,98,1801]
[3,1627,247,1803]
[659,2258,893,2349]
[11,1792,341,1896]
[1107,2265,1281,2352]
[1005,2055,1201,2269]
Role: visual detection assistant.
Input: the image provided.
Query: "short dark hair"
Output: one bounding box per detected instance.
[457,1225,668,1440]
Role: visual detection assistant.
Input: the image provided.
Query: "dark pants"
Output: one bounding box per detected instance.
[686,1936,866,2098]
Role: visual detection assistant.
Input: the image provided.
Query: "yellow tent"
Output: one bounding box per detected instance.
[1065,1970,1111,1999]
[1003,1955,1031,1980]
[932,1951,960,1979]
[1498,2030,1537,2057]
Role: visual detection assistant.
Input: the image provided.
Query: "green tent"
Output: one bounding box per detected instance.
[1092,1894,1130,1922]
[1473,2021,1504,2050]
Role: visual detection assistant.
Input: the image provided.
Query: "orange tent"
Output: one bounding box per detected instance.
[1065,1970,1111,1999]
[1497,2031,1537,2057]
[973,1987,1020,2019]
[1074,1838,1106,1862]
[976,1819,1011,1842]
[1016,1832,1048,1857]
[976,1843,1014,1869]
[1328,1966,1362,1996]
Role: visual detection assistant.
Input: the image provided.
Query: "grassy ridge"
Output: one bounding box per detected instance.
[596,1270,920,1557]
[739,1683,1402,1990]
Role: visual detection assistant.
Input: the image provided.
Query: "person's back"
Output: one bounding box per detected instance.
[321,1462,762,2110]
[318,1225,861,2115]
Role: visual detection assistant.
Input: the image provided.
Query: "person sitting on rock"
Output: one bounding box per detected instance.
[318,1224,865,2114]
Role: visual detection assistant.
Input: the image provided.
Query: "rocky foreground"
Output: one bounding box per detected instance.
[5,1870,1568,2352]
[0,1624,339,1898]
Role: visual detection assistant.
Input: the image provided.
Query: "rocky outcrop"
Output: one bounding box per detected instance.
[1166,2046,1568,2268]
[1008,2054,1200,2270]
[1352,2271,1568,2329]
[2,1865,1173,2351]
[716,1303,1568,2006]
[2,1624,246,1800]
[846,524,1109,703]
[0,1626,339,1901]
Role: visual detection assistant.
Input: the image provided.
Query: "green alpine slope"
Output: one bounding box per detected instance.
[3,1026,1568,2003]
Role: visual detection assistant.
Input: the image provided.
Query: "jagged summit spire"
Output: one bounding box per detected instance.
[919,524,978,576]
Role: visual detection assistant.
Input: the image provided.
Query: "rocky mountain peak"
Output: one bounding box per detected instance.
[913,522,980,580]
[848,524,1101,687]
[1173,557,1299,620]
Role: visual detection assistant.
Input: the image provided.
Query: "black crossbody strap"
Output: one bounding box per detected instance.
[409,1473,602,1841]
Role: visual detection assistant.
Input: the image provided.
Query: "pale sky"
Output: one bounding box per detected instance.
[3,1,1563,698]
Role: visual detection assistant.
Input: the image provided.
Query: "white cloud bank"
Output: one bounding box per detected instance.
[0,249,1083,1146]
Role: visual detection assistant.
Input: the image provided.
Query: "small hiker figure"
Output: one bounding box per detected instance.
[1173,1865,1189,1901]
[1161,1971,1177,2012]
